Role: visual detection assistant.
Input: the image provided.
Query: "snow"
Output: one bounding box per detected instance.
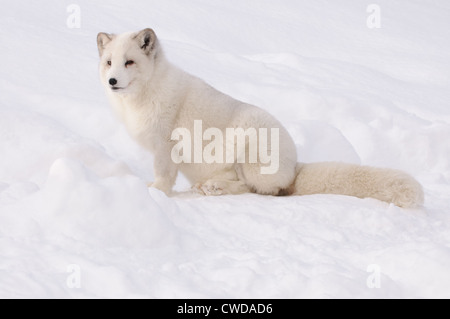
[1,0,450,298]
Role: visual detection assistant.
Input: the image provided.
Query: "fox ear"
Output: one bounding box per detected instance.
[97,32,113,57]
[134,28,157,56]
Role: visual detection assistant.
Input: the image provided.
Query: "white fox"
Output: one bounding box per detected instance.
[97,28,424,208]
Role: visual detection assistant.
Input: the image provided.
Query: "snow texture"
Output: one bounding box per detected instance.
[0,0,449,298]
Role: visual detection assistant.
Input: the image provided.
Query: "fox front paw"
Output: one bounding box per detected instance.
[150,179,172,195]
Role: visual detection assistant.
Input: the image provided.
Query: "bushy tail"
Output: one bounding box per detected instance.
[294,162,424,208]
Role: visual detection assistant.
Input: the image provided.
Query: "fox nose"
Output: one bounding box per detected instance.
[109,78,117,86]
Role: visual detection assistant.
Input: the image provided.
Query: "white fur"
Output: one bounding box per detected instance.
[97,29,424,208]
[295,163,424,208]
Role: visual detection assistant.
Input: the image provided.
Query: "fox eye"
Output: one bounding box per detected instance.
[107,61,112,66]
[125,60,135,67]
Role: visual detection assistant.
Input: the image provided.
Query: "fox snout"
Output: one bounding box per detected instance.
[107,77,128,91]
[109,78,118,86]
[108,77,121,91]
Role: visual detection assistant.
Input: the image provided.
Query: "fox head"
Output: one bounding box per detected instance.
[97,28,159,95]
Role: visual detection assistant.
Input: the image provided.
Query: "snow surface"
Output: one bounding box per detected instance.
[1,0,450,298]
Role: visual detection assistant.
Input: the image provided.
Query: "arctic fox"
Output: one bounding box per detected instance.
[97,28,424,208]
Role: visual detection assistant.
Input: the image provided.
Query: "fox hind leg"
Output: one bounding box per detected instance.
[193,179,251,196]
